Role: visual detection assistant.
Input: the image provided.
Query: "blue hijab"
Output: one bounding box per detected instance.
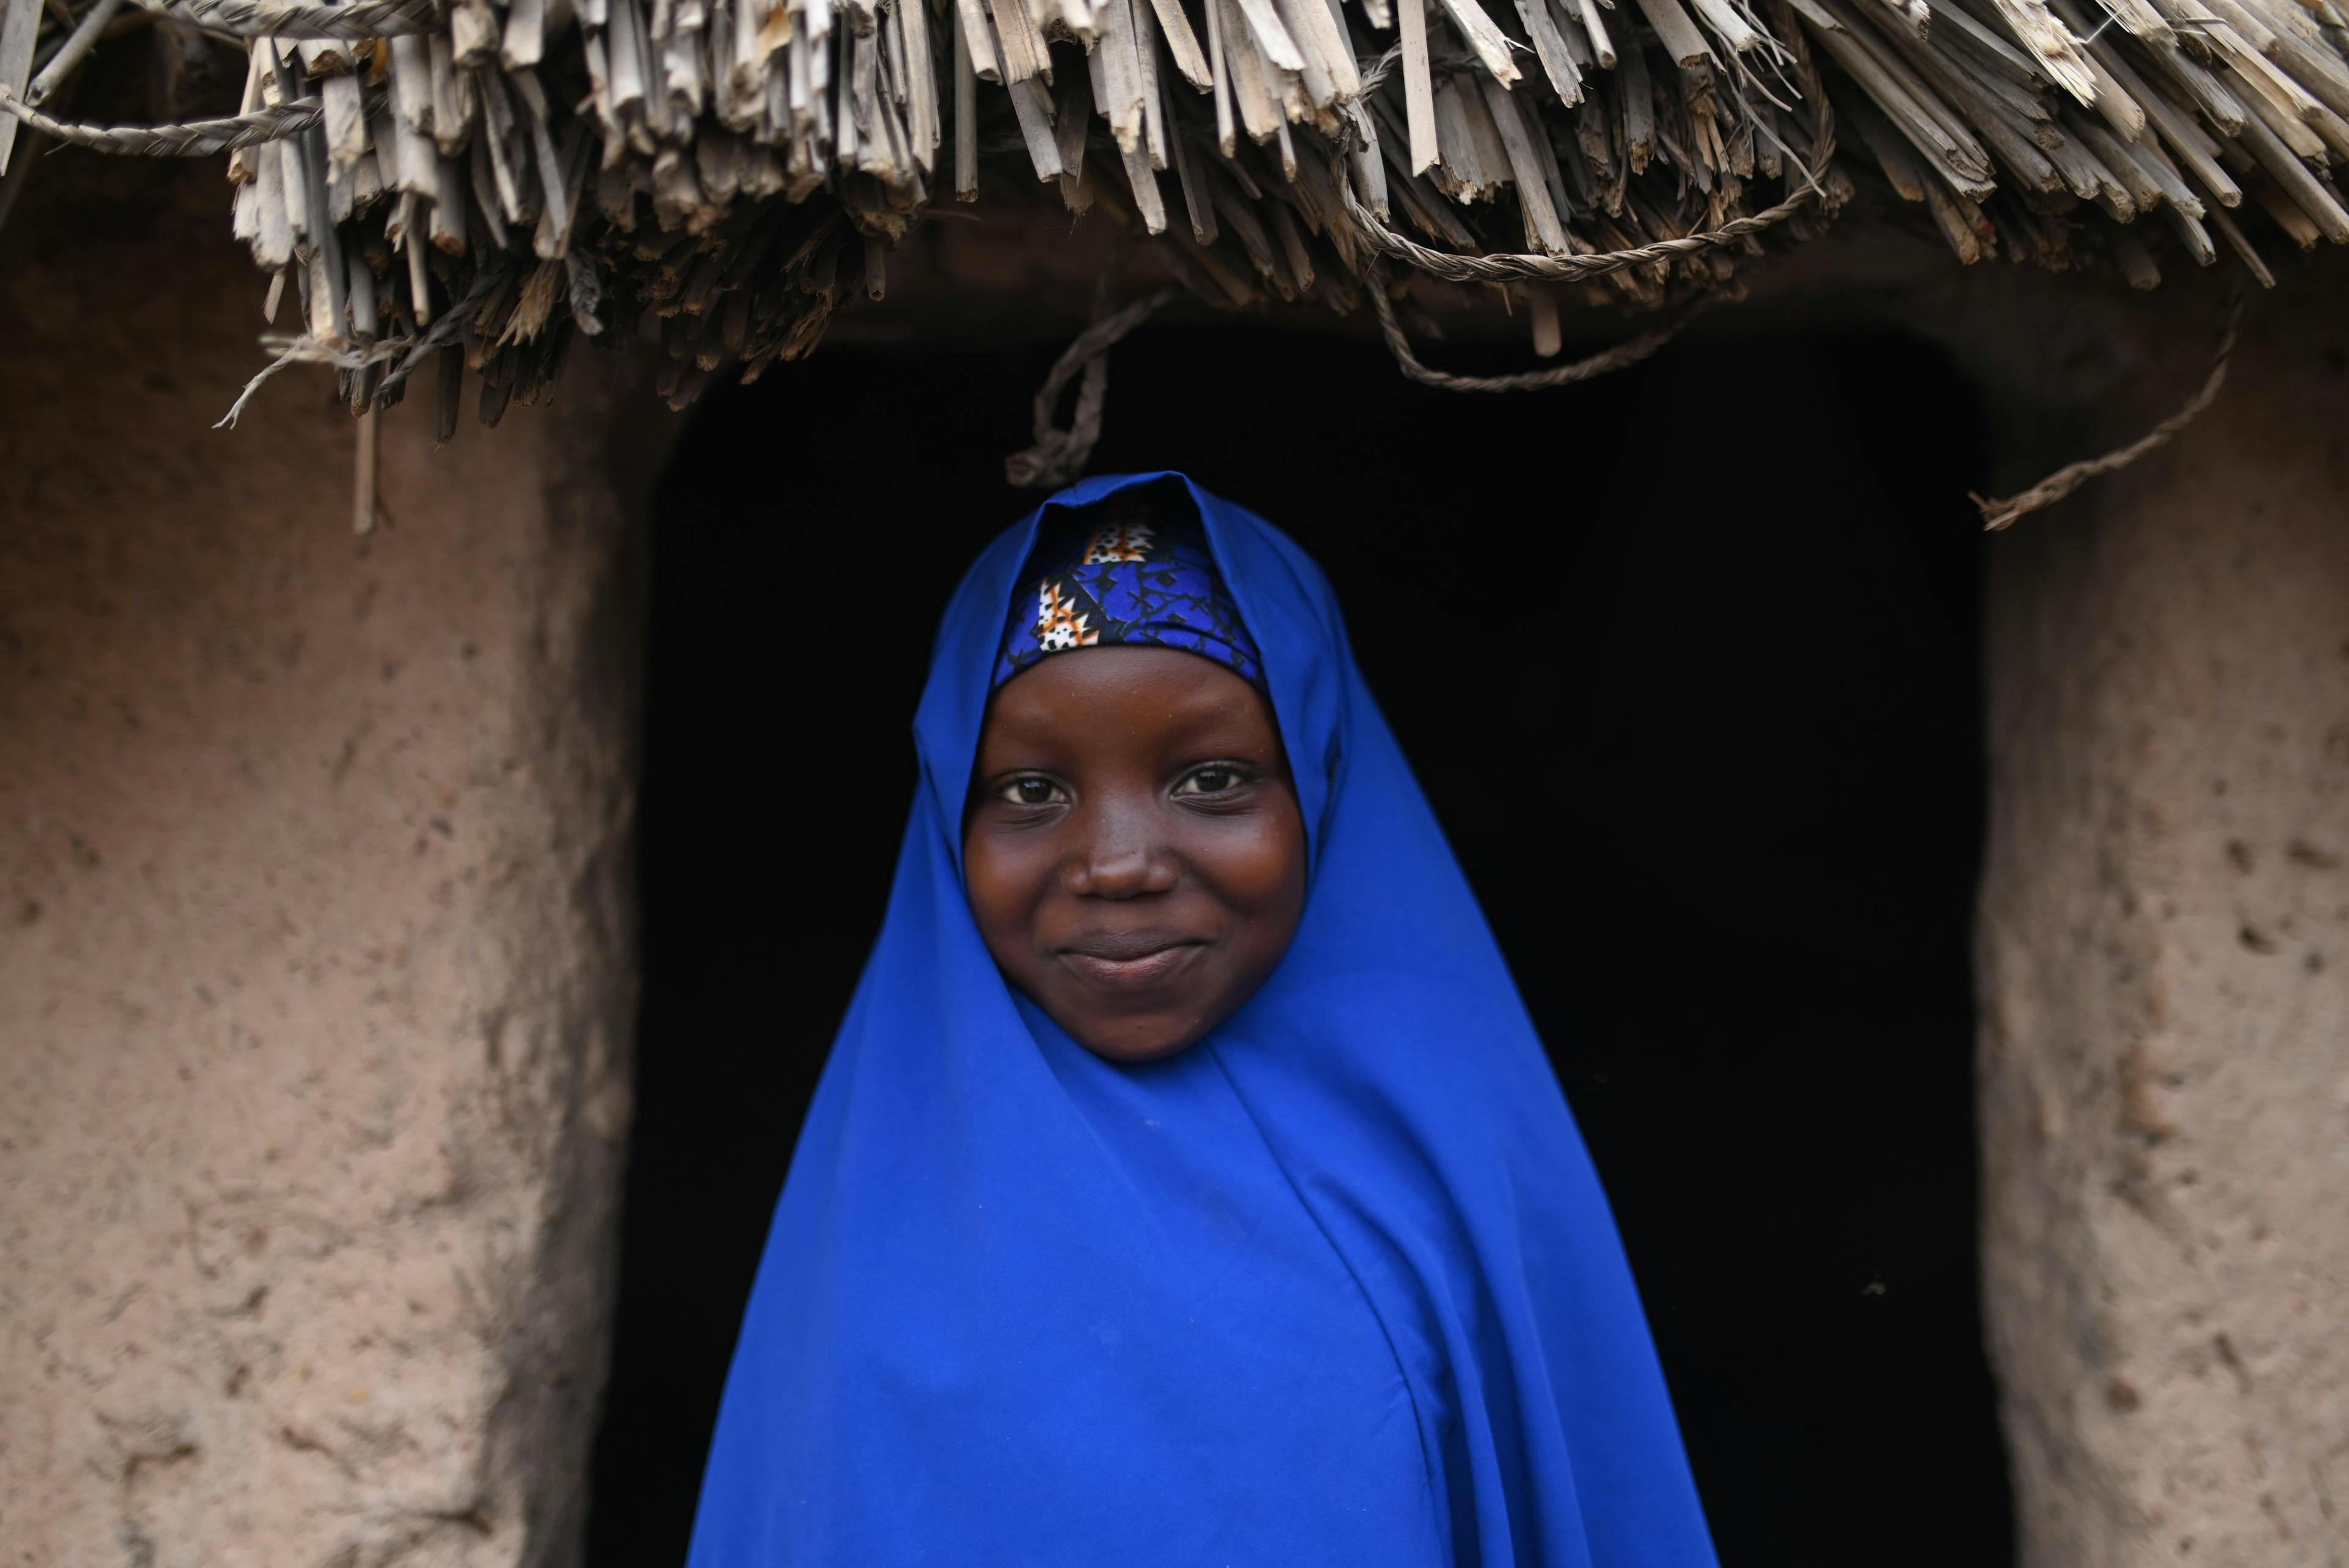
[688,473,1715,1567]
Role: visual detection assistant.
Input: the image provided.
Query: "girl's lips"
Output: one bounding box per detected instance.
[1059,942,1205,987]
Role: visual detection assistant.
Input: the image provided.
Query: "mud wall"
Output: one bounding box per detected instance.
[0,158,656,1567]
[1976,290,2349,1566]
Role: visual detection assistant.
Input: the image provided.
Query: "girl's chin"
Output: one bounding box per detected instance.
[1070,1030,1206,1064]
[1021,948,1256,1061]
[1053,1000,1220,1063]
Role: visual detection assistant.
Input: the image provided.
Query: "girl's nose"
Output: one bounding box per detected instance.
[1064,802,1179,899]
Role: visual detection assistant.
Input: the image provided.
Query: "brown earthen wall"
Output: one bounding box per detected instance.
[1978,298,2349,1566]
[0,160,657,1567]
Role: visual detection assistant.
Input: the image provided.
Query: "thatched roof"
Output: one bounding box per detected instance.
[1,0,2341,433]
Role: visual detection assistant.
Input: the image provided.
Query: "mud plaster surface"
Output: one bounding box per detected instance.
[0,158,654,1567]
[1978,297,2349,1568]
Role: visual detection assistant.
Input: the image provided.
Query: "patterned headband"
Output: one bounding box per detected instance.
[992,515,1266,692]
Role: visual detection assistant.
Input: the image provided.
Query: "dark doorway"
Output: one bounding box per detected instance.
[586,318,2010,1566]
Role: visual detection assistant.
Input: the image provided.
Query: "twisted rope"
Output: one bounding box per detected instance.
[129,0,437,37]
[1972,284,2247,531]
[0,82,321,154]
[215,267,508,428]
[1005,271,1176,489]
[1364,261,1690,392]
[1339,105,1838,286]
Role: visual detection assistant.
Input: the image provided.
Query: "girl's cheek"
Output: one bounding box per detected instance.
[974,836,1070,945]
[1197,820,1307,913]
[962,842,1025,943]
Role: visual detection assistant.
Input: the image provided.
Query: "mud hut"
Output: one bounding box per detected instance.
[1,0,2344,1561]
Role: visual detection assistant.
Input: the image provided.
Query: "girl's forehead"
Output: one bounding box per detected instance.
[981,648,1279,749]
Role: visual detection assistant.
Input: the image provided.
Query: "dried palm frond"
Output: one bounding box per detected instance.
[4,0,2344,420]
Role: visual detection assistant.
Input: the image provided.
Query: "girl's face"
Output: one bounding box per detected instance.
[965,645,1308,1062]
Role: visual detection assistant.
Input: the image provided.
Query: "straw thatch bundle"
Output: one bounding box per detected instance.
[3,0,2345,422]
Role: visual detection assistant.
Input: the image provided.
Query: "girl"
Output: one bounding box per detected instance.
[688,473,1715,1566]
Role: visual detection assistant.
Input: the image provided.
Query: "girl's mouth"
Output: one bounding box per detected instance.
[1059,937,1207,986]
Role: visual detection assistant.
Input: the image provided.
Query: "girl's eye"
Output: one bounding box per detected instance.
[997,776,1064,806]
[1174,765,1249,797]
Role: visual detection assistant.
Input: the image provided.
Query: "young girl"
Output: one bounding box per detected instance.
[687,474,1715,1566]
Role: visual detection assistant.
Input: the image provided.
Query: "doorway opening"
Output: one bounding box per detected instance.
[586,318,2011,1567]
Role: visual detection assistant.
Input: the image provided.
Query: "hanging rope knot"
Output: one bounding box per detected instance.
[1004,261,1175,491]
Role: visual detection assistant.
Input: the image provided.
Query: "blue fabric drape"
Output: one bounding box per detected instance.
[688,474,1716,1568]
